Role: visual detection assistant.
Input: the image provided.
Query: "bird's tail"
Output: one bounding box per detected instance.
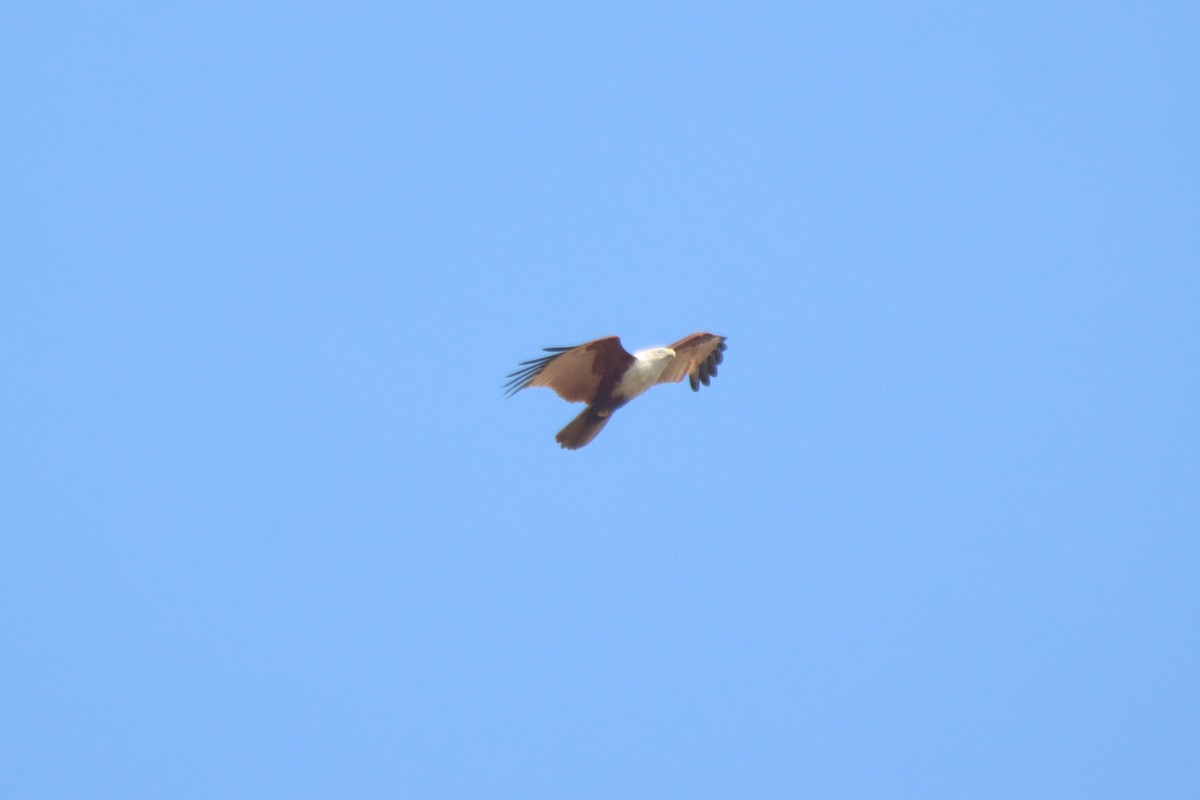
[556,405,611,450]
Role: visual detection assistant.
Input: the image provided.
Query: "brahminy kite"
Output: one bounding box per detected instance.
[505,333,728,449]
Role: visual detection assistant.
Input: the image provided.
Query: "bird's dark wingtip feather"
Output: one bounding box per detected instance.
[503,345,578,397]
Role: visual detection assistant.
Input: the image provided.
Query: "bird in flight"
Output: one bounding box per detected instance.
[505,333,728,449]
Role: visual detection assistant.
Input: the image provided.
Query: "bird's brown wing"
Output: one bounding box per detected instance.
[656,333,728,392]
[504,336,635,402]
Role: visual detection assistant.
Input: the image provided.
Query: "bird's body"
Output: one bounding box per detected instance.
[505,333,727,449]
[615,347,678,401]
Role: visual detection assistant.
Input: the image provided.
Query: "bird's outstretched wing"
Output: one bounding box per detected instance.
[504,336,635,402]
[656,333,727,392]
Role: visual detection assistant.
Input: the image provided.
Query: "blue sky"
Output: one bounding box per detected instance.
[3,2,1197,797]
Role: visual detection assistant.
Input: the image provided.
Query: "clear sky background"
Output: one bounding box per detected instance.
[3,2,1197,797]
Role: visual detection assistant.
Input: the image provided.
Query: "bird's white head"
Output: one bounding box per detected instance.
[631,345,676,363]
[618,346,679,400]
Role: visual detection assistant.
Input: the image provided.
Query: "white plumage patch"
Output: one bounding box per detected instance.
[615,347,676,401]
